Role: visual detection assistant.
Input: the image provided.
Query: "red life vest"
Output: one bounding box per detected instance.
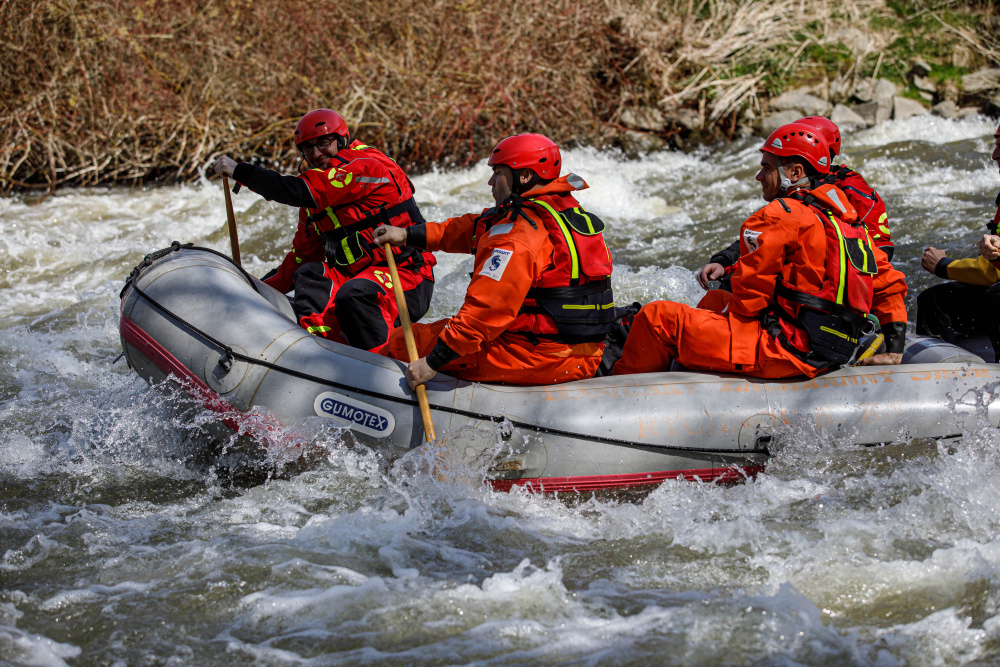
[472,179,616,343]
[819,165,891,254]
[766,184,878,368]
[300,142,427,274]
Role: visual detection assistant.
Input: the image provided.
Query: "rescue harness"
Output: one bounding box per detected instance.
[303,145,425,274]
[762,189,879,369]
[487,194,618,344]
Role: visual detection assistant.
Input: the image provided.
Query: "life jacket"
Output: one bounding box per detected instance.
[302,142,427,275]
[763,184,878,369]
[474,175,616,343]
[817,165,891,257]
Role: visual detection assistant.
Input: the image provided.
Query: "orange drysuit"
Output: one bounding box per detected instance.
[384,175,615,385]
[615,184,908,379]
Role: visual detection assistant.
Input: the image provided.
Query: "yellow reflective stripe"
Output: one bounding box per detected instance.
[561,302,615,311]
[531,199,579,280]
[307,325,332,334]
[326,207,341,229]
[574,207,597,234]
[352,144,373,150]
[826,212,848,305]
[856,239,870,273]
[819,325,856,343]
[341,238,356,264]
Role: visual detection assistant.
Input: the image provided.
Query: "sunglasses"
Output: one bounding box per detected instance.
[298,135,338,154]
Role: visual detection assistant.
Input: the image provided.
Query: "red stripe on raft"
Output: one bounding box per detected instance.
[488,466,766,493]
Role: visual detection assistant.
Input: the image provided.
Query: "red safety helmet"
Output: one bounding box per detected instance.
[760,122,831,174]
[487,133,561,179]
[797,115,841,157]
[294,109,349,147]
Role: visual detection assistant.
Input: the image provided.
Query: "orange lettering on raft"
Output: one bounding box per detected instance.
[682,416,706,436]
[910,368,996,382]
[636,417,659,439]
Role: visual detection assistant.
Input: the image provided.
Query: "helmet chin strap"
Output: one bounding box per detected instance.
[776,157,810,193]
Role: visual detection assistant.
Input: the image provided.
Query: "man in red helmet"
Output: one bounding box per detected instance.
[373,133,617,388]
[614,123,908,379]
[695,115,906,362]
[213,108,435,353]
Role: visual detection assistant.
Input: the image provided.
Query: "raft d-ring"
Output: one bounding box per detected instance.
[738,414,781,451]
[219,348,235,374]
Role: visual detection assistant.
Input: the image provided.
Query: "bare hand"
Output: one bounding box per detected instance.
[857,352,903,366]
[979,234,1000,261]
[920,247,946,274]
[373,225,408,248]
[696,263,726,290]
[406,357,437,390]
[213,155,238,178]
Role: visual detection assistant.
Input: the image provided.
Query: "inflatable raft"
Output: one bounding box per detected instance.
[118,245,1000,492]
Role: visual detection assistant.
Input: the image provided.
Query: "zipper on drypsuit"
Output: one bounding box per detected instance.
[762,190,878,369]
[303,147,424,275]
[484,194,617,344]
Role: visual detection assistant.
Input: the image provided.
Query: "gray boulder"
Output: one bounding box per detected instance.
[757,110,804,136]
[620,107,665,132]
[963,69,1000,95]
[852,101,879,126]
[913,75,936,94]
[770,90,831,116]
[873,79,897,106]
[666,108,703,132]
[830,104,868,130]
[893,96,926,120]
[910,59,932,78]
[931,100,957,119]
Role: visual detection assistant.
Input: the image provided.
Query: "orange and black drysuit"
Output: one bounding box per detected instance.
[615,183,908,379]
[916,192,1000,360]
[705,165,904,352]
[383,174,616,385]
[232,141,435,352]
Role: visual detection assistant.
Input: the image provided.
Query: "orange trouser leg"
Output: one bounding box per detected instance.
[614,300,808,378]
[382,319,604,385]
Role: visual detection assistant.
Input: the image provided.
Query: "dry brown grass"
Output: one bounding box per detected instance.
[0,0,995,192]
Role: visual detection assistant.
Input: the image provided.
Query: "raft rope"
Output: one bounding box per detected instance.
[122,244,765,456]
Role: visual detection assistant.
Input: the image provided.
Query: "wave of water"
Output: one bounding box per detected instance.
[2,114,1000,665]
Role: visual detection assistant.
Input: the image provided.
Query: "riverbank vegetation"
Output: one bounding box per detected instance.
[1,0,997,192]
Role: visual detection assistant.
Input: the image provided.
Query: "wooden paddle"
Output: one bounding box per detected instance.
[222,175,241,266]
[383,243,437,443]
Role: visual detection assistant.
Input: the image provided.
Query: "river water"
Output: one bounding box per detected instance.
[3,115,1000,666]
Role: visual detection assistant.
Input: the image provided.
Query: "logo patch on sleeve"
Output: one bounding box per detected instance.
[479,248,513,281]
[743,229,762,253]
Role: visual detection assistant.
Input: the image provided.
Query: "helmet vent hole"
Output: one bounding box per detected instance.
[538,157,547,163]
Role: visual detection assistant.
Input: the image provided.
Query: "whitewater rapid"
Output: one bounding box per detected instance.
[2,114,1000,665]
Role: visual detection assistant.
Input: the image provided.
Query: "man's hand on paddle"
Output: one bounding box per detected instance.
[980,234,1000,261]
[696,262,725,290]
[213,155,238,179]
[405,357,436,391]
[373,225,407,248]
[920,247,946,274]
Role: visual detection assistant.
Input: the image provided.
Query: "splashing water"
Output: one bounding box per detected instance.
[3,115,1000,665]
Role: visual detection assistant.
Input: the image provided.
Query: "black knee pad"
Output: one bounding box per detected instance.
[292,263,333,320]
[335,279,389,350]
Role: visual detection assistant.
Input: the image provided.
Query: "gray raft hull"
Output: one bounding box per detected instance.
[119,248,1000,492]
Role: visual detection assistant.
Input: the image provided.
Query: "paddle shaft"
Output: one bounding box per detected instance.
[383,243,436,443]
[222,175,241,266]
